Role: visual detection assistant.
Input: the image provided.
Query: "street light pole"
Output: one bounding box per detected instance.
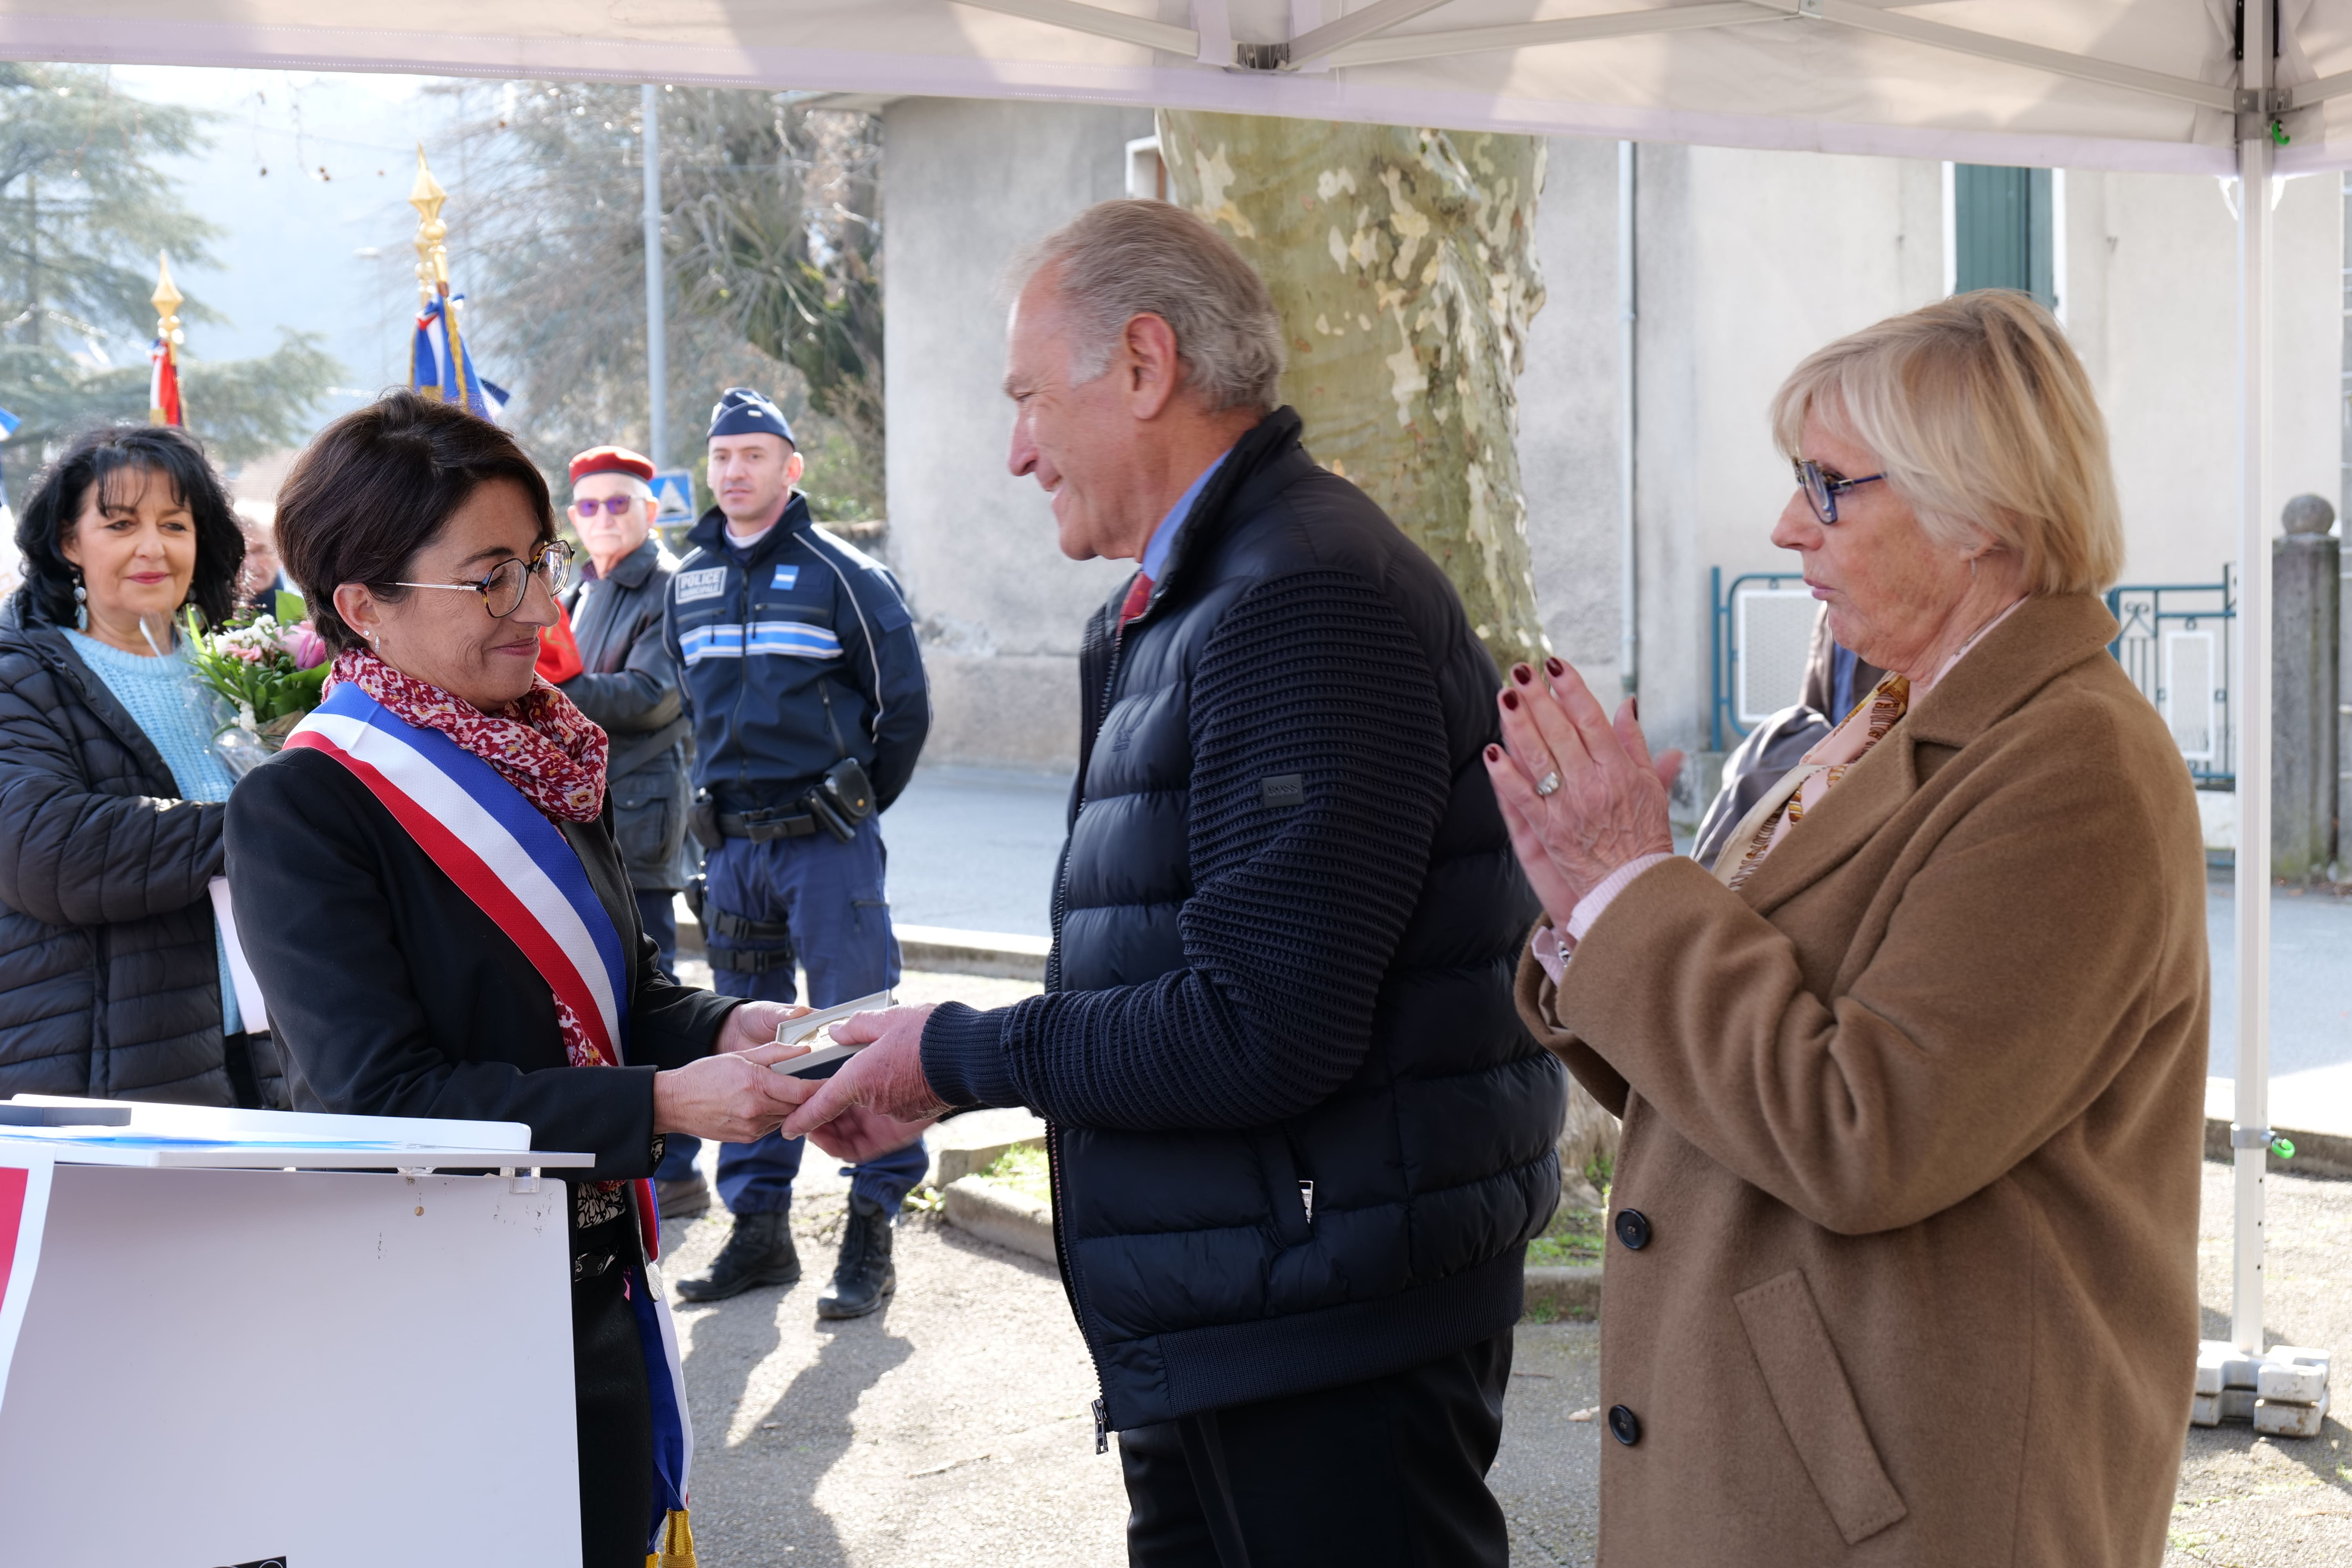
[642,82,668,470]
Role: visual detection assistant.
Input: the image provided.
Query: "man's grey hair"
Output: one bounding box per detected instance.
[1010,200,1285,414]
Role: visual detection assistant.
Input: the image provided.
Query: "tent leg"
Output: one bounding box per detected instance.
[2230,85,2271,1367]
[2195,0,2332,1440]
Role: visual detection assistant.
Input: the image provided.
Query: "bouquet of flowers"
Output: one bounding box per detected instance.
[184,595,330,777]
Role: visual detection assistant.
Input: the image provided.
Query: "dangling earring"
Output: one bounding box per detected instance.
[70,568,86,631]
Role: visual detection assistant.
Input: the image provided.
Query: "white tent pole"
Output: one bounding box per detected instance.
[2232,0,2276,1357]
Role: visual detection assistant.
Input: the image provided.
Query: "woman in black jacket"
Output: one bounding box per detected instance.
[0,423,275,1106]
[227,393,815,1566]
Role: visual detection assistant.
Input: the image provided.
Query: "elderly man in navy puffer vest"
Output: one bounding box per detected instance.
[783,199,1566,1566]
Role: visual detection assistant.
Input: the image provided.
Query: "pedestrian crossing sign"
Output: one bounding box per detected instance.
[650,469,696,523]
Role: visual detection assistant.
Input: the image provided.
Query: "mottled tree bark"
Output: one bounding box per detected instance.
[1158,111,1550,671]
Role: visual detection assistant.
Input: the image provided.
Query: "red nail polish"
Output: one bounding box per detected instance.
[1502,690,1520,711]
[1484,744,1501,763]
[1512,664,1534,685]
[1546,657,1564,678]
[1631,695,1640,720]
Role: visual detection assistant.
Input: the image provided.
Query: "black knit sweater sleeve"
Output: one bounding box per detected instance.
[920,570,1451,1130]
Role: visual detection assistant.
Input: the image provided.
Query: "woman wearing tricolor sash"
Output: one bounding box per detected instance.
[227,392,820,1567]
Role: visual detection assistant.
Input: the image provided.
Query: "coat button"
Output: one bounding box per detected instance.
[1608,1404,1642,1446]
[1614,1208,1651,1250]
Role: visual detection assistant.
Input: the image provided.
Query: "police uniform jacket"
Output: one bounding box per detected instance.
[661,494,929,814]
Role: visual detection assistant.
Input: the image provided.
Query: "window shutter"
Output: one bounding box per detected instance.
[1953,164,2055,310]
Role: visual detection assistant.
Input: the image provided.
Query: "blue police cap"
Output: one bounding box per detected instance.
[707,387,796,446]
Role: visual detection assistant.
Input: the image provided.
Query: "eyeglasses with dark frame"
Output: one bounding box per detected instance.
[570,495,639,518]
[394,539,575,619]
[1793,457,1885,525]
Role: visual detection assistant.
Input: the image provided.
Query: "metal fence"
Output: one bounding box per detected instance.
[1709,567,1815,751]
[1709,563,2236,784]
[2105,568,2235,786]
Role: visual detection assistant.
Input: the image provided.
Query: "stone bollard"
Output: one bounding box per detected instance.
[2274,494,2339,882]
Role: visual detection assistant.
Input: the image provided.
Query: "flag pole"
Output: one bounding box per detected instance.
[149,253,183,427]
[409,145,449,403]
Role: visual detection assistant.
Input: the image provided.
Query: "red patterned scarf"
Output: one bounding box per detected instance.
[321,647,635,1228]
[323,646,609,823]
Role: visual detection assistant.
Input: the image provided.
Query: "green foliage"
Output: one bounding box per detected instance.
[440,82,883,519]
[0,63,341,497]
[975,1142,1053,1207]
[1526,1208,1605,1268]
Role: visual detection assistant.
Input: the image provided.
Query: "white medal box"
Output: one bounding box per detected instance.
[0,1096,595,1567]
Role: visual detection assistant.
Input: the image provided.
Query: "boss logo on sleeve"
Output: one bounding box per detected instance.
[674,567,728,604]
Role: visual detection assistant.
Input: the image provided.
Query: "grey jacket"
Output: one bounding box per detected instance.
[561,537,695,892]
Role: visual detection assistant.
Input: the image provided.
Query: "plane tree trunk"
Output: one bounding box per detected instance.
[1157,110,1551,673]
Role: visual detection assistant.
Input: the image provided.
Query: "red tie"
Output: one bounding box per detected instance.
[1118,572,1153,635]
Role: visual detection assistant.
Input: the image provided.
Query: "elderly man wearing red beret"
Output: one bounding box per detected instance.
[558,445,708,1213]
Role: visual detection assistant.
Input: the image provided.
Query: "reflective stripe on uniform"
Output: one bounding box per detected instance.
[679,620,846,664]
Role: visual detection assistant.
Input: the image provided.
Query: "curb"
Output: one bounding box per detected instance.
[1524,1265,1603,1321]
[927,1109,1048,1189]
[942,1174,1057,1265]
[675,913,1050,982]
[2203,1118,2352,1178]
[897,925,1052,983]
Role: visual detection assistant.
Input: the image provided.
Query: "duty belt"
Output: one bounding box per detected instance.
[717,809,819,842]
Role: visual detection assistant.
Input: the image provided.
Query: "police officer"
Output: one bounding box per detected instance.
[661,388,930,1319]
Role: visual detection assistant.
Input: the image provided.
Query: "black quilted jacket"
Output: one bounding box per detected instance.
[0,595,237,1103]
[922,408,1566,1430]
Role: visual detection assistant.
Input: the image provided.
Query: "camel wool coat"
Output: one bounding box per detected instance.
[1519,593,2209,1567]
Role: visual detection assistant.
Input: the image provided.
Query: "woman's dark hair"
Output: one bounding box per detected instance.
[11,423,244,630]
[276,389,554,655]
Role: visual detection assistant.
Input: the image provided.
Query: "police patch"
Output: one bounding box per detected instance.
[674,566,727,603]
[771,565,799,591]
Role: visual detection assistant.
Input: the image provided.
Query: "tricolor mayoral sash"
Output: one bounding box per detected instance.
[286,682,697,1560]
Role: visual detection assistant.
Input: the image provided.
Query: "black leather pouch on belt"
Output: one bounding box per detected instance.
[688,795,724,851]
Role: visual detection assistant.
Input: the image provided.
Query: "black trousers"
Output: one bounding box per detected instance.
[1118,1333,1513,1568]
[572,1213,654,1568]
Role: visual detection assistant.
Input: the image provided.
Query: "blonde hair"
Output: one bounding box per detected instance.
[1768,291,2123,595]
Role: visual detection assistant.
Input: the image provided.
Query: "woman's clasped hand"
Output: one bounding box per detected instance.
[1482,657,1684,921]
[651,1000,826,1144]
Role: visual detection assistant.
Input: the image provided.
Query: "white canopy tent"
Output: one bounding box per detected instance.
[0,0,2333,1412]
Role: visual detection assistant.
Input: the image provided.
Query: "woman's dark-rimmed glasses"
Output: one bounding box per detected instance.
[1793,458,1885,525]
[395,539,575,619]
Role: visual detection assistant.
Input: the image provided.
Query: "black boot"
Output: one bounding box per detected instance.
[676,1211,801,1302]
[815,1194,897,1320]
[654,1172,711,1221]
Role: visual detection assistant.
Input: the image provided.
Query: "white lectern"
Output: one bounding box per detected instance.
[0,1096,594,1568]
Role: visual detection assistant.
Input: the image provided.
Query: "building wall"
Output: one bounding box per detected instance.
[883,100,2345,782]
[881,96,1154,771]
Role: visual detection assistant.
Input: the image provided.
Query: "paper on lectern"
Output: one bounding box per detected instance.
[0,1150,53,1418]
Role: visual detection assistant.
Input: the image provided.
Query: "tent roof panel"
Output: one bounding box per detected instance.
[0,0,2336,172]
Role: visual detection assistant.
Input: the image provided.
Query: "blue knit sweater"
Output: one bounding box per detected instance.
[65,630,241,1034]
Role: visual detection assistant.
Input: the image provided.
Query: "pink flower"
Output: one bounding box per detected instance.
[226,644,264,664]
[281,622,328,670]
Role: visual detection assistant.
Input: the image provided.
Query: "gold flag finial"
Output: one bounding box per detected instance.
[151,252,182,330]
[409,143,451,298]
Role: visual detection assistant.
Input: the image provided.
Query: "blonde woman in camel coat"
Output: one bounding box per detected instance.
[1487,292,2208,1567]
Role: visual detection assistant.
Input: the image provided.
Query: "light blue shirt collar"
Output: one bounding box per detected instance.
[1139,448,1230,584]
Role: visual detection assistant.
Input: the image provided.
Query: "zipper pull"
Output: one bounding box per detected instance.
[1299,1180,1316,1225]
[1092,1398,1108,1454]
